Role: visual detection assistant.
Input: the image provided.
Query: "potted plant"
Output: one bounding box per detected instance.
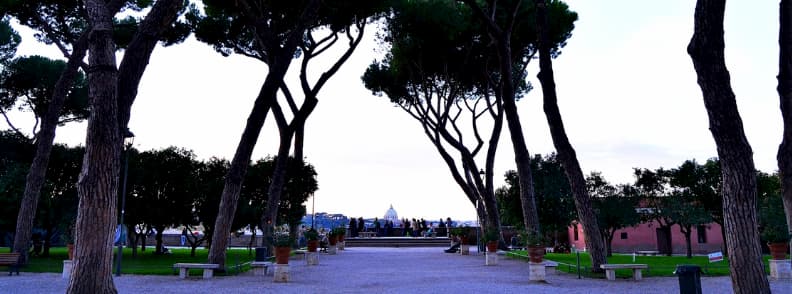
[762,224,791,260]
[61,223,75,260]
[334,227,347,242]
[522,231,546,263]
[328,229,339,246]
[305,228,319,252]
[484,230,499,252]
[273,231,293,264]
[452,227,471,244]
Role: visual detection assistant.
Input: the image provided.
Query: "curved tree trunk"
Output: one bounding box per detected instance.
[67,1,120,292]
[777,0,792,255]
[117,0,184,131]
[12,0,183,267]
[12,32,88,265]
[682,227,693,259]
[207,0,321,268]
[687,1,770,293]
[499,46,540,235]
[534,0,606,272]
[208,73,278,266]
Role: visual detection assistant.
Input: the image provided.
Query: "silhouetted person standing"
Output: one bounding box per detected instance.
[350,218,358,237]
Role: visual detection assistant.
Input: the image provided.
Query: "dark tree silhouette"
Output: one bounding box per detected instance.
[532,0,605,271]
[688,0,770,292]
[777,0,792,251]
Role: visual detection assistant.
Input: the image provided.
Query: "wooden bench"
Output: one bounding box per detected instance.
[173,263,219,279]
[251,261,272,276]
[600,264,648,281]
[0,253,20,276]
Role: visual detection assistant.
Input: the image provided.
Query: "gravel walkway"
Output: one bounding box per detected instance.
[1,247,791,293]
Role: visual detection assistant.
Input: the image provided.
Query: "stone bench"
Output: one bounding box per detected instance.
[358,232,376,238]
[173,263,219,279]
[544,260,558,273]
[600,264,648,281]
[251,261,272,276]
[293,249,307,260]
[636,250,660,256]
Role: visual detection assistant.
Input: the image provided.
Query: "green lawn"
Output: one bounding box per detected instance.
[506,251,776,278]
[19,247,256,276]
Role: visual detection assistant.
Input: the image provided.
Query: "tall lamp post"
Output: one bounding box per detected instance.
[115,129,134,277]
[477,169,485,253]
[311,192,315,228]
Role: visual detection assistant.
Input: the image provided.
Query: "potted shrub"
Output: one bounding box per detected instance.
[762,224,791,260]
[333,227,347,242]
[453,227,471,244]
[522,231,546,263]
[484,230,499,252]
[328,229,339,246]
[273,231,293,264]
[61,223,75,260]
[305,228,319,252]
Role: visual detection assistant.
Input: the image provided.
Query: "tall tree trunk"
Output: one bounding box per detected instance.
[683,228,693,259]
[207,0,321,268]
[116,0,183,131]
[12,32,88,265]
[208,60,293,267]
[687,1,770,293]
[462,0,540,235]
[777,0,792,254]
[12,0,182,267]
[154,225,165,254]
[534,0,606,272]
[260,126,293,249]
[496,47,540,235]
[67,1,120,292]
[605,233,614,257]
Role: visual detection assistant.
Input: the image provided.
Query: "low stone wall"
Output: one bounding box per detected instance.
[146,234,264,248]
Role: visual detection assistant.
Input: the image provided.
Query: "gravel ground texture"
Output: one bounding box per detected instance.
[1,247,791,294]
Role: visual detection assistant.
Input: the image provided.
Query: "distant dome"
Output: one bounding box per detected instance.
[384,205,401,226]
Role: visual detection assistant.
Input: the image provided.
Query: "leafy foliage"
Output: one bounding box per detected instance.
[496,154,576,233]
[0,18,21,64]
[757,171,790,243]
[0,55,89,136]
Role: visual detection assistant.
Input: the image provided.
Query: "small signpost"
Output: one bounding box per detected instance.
[708,251,723,263]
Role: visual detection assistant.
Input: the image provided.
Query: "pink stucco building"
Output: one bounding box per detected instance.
[568,221,724,255]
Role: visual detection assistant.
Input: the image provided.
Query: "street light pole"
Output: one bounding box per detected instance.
[311,193,315,228]
[115,129,134,277]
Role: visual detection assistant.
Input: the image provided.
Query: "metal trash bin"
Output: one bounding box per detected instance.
[255,247,268,262]
[674,265,702,294]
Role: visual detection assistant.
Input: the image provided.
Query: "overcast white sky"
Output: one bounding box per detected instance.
[6,0,782,222]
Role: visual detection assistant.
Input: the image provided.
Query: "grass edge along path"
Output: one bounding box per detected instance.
[17,247,256,276]
[505,250,756,278]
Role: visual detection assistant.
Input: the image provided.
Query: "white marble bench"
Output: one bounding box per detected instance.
[173,263,219,279]
[636,250,660,256]
[251,261,272,276]
[600,264,648,281]
[358,232,376,238]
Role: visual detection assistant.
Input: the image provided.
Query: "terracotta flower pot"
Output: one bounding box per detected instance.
[527,246,545,263]
[67,244,74,260]
[275,246,291,264]
[339,234,345,242]
[460,236,468,245]
[768,242,789,260]
[307,240,319,252]
[486,241,498,252]
[329,235,338,245]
